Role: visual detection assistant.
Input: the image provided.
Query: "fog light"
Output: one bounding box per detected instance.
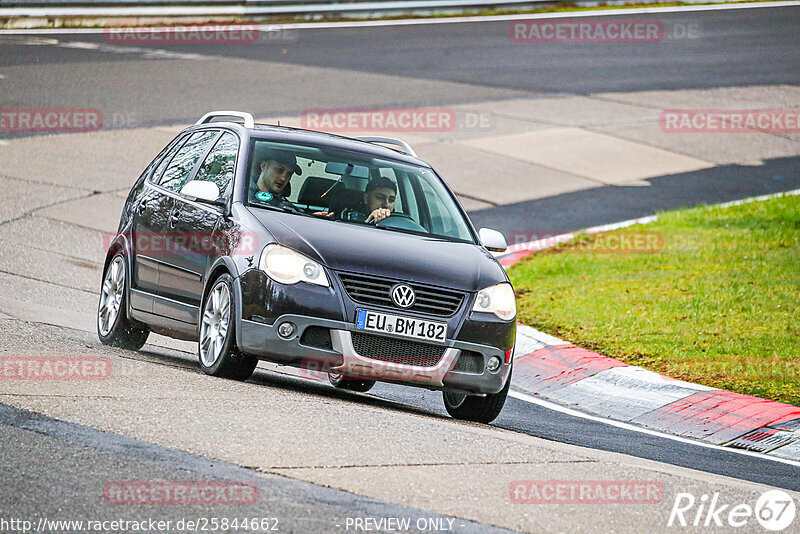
[277,322,296,339]
[487,356,501,373]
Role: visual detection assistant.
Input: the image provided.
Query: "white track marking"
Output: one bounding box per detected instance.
[55,40,209,60]
[714,188,800,209]
[509,389,800,468]
[57,40,99,50]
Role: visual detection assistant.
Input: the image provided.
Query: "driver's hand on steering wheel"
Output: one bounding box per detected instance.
[366,208,391,224]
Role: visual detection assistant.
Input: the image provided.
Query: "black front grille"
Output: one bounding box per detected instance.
[453,350,485,374]
[351,332,445,367]
[337,272,463,317]
[300,326,333,350]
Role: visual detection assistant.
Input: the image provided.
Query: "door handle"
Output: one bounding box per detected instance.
[137,198,148,214]
[168,209,179,228]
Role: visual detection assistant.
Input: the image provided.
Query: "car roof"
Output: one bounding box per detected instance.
[188,112,430,168]
[252,124,429,165]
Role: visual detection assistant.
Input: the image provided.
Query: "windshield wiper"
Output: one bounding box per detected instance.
[251,203,304,216]
[374,224,472,244]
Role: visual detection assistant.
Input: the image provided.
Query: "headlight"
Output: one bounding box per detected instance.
[258,244,329,287]
[472,282,516,321]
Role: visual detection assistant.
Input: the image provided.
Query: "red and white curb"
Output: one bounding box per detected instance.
[511,324,800,461]
[503,189,800,462]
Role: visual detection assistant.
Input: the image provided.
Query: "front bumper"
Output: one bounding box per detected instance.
[238,314,512,395]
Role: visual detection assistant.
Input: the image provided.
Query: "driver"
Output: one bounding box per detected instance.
[339,176,397,224]
[248,147,301,207]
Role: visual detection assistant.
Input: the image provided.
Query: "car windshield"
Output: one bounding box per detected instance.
[244,138,476,244]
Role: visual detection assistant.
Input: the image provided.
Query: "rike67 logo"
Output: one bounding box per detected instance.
[668,490,796,531]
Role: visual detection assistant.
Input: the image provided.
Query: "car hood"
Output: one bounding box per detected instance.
[248,208,506,292]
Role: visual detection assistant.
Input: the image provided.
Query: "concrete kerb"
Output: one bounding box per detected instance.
[501,188,800,461]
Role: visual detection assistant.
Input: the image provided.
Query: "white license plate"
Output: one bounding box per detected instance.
[355,309,447,343]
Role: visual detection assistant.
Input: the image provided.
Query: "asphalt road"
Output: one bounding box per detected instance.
[367,383,800,492]
[0,402,508,534]
[1,6,799,123]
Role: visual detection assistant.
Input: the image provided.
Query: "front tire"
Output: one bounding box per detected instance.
[198,274,257,381]
[97,254,149,350]
[328,371,376,393]
[443,367,511,424]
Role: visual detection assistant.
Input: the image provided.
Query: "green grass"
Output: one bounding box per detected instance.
[508,195,800,406]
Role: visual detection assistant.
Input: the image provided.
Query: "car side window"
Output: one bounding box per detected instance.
[378,167,403,212]
[149,134,188,184]
[415,173,469,240]
[194,132,238,197]
[396,172,419,222]
[159,130,218,192]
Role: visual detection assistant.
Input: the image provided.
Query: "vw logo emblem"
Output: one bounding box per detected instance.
[391,284,415,308]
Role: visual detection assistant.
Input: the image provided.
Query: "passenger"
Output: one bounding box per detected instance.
[338,176,397,224]
[248,148,301,206]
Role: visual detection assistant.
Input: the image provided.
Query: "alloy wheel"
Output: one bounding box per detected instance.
[200,281,231,367]
[98,256,125,336]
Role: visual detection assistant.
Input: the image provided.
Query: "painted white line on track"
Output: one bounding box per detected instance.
[57,41,99,50]
[54,40,209,60]
[0,1,797,34]
[0,140,8,145]
[713,188,800,209]
[509,389,800,468]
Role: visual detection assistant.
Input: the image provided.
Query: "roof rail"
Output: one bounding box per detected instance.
[354,136,417,157]
[196,111,255,129]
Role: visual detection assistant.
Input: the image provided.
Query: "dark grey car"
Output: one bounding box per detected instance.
[98,111,516,423]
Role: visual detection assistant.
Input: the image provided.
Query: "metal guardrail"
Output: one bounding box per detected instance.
[0,0,552,15]
[0,0,337,4]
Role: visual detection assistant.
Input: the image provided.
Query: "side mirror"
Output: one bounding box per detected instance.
[479,228,507,252]
[180,180,225,207]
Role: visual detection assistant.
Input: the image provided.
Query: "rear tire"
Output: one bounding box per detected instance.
[198,274,257,381]
[328,371,376,393]
[97,254,149,350]
[443,367,511,424]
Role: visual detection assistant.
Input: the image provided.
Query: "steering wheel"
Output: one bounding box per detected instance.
[380,212,413,221]
[376,212,427,233]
